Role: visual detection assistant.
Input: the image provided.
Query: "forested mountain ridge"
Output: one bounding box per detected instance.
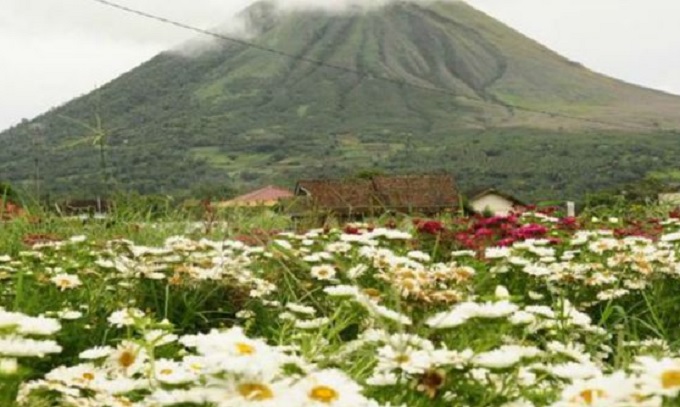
[2,0,680,201]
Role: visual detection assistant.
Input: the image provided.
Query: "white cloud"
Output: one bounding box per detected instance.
[467,0,680,95]
[0,33,158,126]
[0,0,253,44]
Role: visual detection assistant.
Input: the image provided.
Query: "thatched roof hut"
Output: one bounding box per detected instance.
[292,174,458,217]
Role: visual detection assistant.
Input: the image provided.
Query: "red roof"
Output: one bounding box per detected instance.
[226,186,294,205]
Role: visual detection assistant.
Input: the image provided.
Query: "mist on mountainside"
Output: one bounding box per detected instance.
[272,0,460,12]
[173,0,462,55]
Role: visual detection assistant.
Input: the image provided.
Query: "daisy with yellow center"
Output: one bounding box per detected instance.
[559,373,634,406]
[309,386,339,403]
[107,341,147,376]
[43,363,103,389]
[573,388,607,405]
[236,342,255,355]
[376,345,432,375]
[662,370,680,389]
[49,274,82,291]
[310,265,337,281]
[297,369,369,406]
[153,359,197,385]
[636,356,680,397]
[238,382,275,401]
[81,372,96,381]
[119,351,136,368]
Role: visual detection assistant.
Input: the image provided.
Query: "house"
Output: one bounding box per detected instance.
[469,188,525,216]
[293,174,459,217]
[217,185,294,208]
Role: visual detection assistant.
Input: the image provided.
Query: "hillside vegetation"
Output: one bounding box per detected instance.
[1,1,680,200]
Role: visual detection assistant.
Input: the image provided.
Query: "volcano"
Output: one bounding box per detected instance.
[2,0,680,200]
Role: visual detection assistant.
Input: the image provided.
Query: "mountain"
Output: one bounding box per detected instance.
[2,0,680,201]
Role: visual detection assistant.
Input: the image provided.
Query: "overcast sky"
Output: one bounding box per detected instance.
[1,0,679,131]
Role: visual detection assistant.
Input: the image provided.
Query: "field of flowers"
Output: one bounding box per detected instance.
[2,207,680,406]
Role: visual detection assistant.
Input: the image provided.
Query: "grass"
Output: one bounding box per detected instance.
[2,199,680,406]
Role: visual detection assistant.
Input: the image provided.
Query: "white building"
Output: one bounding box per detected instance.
[469,188,525,216]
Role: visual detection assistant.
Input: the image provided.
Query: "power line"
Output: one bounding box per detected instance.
[88,0,671,132]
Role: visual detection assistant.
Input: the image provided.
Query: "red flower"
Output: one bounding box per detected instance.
[343,225,361,235]
[497,238,515,247]
[476,216,511,228]
[559,217,579,229]
[538,206,559,216]
[548,237,562,245]
[474,227,495,238]
[511,224,548,239]
[417,220,445,235]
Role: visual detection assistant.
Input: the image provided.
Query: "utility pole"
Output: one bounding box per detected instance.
[29,123,45,202]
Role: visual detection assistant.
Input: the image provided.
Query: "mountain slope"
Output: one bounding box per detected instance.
[2,0,680,200]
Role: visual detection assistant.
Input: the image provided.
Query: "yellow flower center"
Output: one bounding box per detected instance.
[236,342,255,355]
[160,369,173,375]
[58,280,71,287]
[363,288,381,299]
[118,350,136,368]
[238,383,274,401]
[662,370,680,389]
[401,279,417,291]
[400,271,416,279]
[309,386,339,403]
[116,398,133,407]
[576,389,606,405]
[394,354,410,365]
[82,372,95,381]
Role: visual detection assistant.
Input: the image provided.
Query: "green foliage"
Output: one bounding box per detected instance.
[354,169,387,180]
[0,182,19,203]
[584,177,667,210]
